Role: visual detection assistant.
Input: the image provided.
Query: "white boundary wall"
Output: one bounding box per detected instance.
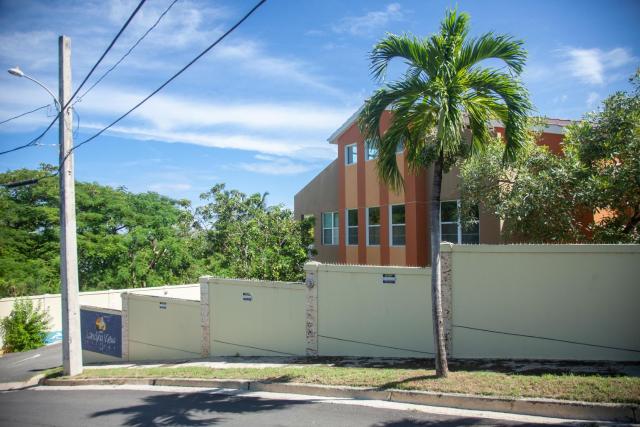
[125,293,201,361]
[201,277,306,357]
[197,245,639,362]
[442,244,640,361]
[14,244,638,363]
[306,263,435,357]
[0,284,199,347]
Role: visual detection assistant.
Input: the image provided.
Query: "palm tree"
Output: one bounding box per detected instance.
[359,9,531,377]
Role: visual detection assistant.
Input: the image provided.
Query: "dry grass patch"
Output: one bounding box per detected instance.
[71,366,640,404]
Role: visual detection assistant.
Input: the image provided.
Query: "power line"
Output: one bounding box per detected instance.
[0,0,148,158]
[74,0,180,105]
[64,0,148,110]
[1,0,266,187]
[0,104,50,126]
[68,0,268,158]
[0,116,57,156]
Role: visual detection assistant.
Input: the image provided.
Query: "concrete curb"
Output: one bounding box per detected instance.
[0,373,47,391]
[42,377,639,423]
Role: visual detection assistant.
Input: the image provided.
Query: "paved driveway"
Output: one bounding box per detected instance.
[0,343,61,384]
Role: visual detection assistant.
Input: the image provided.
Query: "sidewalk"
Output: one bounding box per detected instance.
[87,355,640,377]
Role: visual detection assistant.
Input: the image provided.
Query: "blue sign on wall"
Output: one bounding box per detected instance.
[80,309,122,358]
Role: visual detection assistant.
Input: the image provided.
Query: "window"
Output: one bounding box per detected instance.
[346,209,358,245]
[345,144,357,165]
[440,201,479,244]
[367,207,380,245]
[390,204,405,246]
[322,211,339,245]
[365,139,378,160]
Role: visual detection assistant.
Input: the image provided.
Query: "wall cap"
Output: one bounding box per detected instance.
[199,276,306,290]
[440,243,640,254]
[311,263,430,275]
[126,293,200,304]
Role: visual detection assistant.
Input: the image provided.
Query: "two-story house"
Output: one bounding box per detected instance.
[294,108,570,266]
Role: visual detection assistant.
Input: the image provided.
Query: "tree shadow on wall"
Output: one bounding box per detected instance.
[90,387,310,426]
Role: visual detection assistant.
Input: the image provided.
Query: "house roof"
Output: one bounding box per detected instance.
[327,105,364,144]
[327,107,573,143]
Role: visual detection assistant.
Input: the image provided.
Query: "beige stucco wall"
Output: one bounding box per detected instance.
[126,293,201,361]
[315,263,433,357]
[445,244,640,361]
[294,159,340,263]
[364,160,380,206]
[0,283,199,347]
[203,277,306,356]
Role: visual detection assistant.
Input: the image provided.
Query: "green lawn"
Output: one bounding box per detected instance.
[62,366,640,404]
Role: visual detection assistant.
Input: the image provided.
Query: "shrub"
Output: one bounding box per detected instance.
[0,299,51,352]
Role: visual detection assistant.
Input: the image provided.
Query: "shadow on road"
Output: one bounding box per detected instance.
[90,390,311,426]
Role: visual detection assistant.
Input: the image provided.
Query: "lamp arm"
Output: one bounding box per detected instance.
[22,74,61,111]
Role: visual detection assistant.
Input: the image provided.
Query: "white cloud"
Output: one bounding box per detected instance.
[561,47,635,85]
[75,86,352,133]
[236,155,316,175]
[79,121,338,160]
[332,3,403,36]
[214,40,345,98]
[107,0,226,49]
[586,92,600,108]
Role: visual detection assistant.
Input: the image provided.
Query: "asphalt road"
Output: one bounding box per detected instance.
[0,343,61,384]
[0,387,562,427]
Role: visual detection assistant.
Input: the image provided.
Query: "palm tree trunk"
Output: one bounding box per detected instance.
[430,154,449,377]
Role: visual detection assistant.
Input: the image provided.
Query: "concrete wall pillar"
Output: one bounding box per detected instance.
[440,243,453,356]
[121,292,129,361]
[304,262,320,357]
[200,277,211,358]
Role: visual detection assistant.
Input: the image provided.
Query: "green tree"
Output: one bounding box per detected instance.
[358,10,531,376]
[460,133,586,242]
[196,184,310,282]
[459,72,640,243]
[564,71,640,242]
[1,299,50,352]
[0,165,204,297]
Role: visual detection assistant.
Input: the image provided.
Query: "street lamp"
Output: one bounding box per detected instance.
[7,37,83,376]
[7,66,60,110]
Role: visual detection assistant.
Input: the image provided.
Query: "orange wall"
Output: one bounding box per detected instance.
[334,118,566,266]
[336,111,430,266]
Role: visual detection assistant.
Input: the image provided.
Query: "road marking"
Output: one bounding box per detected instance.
[30,385,599,425]
[11,354,41,367]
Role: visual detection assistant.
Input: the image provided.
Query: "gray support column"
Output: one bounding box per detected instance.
[304,262,321,357]
[200,277,210,358]
[59,35,82,376]
[440,243,454,356]
[121,292,129,361]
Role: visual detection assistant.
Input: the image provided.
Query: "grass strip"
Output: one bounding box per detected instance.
[65,366,640,404]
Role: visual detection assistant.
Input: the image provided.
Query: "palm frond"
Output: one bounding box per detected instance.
[457,33,527,74]
[369,33,438,81]
[362,8,532,180]
[359,75,435,190]
[464,68,532,160]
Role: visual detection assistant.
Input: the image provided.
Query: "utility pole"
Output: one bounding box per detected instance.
[58,35,82,376]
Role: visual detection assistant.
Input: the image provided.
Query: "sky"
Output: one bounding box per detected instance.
[0,0,638,208]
